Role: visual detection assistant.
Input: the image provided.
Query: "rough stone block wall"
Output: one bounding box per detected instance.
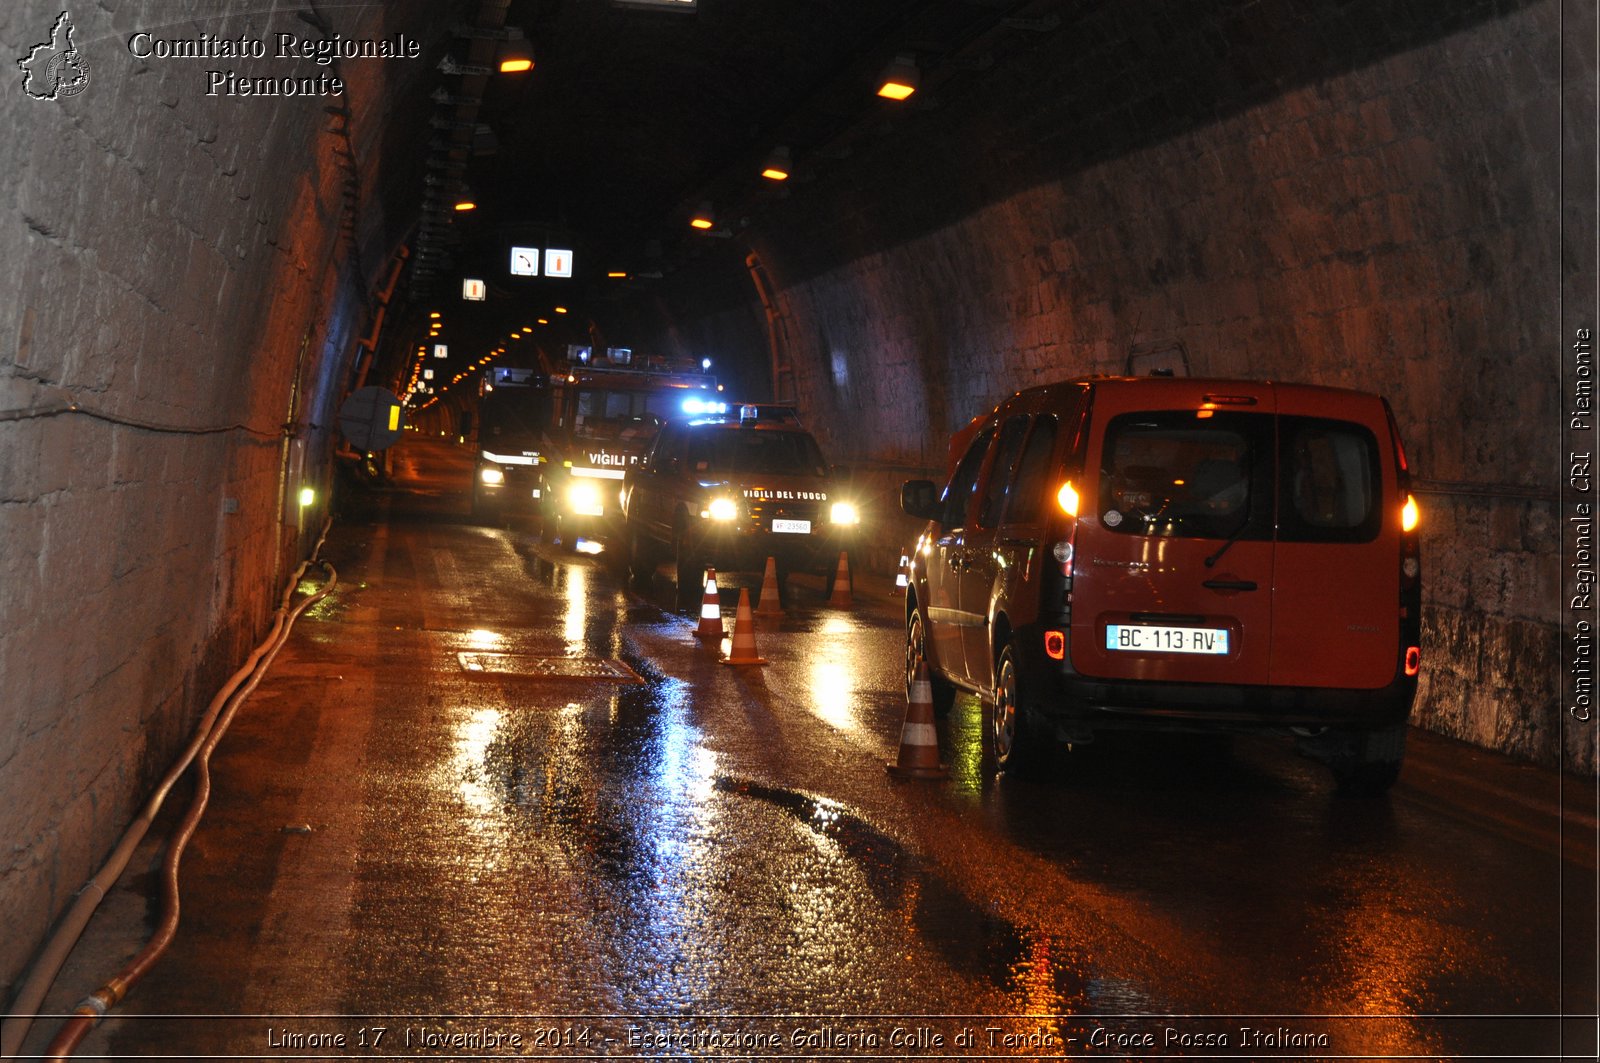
[723,2,1579,770]
[0,0,427,1006]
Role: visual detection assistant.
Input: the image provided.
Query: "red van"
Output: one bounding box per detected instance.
[900,377,1422,794]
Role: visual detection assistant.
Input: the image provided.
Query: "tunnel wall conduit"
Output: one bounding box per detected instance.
[0,525,337,1061]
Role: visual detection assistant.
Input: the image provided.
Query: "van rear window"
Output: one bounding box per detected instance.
[1278,417,1381,542]
[1098,411,1273,540]
[1097,411,1383,543]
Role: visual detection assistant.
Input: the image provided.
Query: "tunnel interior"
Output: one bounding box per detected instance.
[0,0,1587,1005]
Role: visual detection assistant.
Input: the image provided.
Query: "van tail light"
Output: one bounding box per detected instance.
[1401,494,1420,532]
[1056,480,1079,517]
[1404,646,1421,676]
[1044,630,1066,660]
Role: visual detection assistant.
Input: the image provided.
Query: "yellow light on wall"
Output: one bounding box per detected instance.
[876,54,919,100]
[690,201,715,230]
[454,199,477,212]
[298,487,316,508]
[554,306,568,314]
[607,271,628,278]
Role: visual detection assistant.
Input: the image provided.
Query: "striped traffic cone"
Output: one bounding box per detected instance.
[755,556,783,616]
[894,551,910,595]
[886,663,948,779]
[694,567,724,640]
[827,550,853,609]
[720,589,768,666]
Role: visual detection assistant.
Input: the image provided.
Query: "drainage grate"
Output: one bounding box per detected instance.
[457,652,644,683]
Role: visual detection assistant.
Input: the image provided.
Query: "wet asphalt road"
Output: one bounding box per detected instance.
[30,437,1597,1062]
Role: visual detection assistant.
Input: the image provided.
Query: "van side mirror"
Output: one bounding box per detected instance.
[901,479,941,521]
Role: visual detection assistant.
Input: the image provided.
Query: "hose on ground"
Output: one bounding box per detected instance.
[0,520,337,1060]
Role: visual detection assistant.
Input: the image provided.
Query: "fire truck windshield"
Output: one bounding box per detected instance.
[569,388,684,440]
[481,385,551,443]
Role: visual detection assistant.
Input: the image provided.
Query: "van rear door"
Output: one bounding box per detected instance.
[1268,389,1399,689]
[1070,382,1277,686]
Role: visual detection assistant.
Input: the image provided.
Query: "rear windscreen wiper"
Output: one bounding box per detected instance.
[1204,517,1253,568]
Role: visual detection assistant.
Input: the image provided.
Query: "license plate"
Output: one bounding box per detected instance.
[1106,624,1229,655]
[771,518,811,534]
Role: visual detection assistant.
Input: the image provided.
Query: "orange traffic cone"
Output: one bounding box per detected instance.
[694,567,724,640]
[755,556,783,616]
[827,550,853,608]
[721,588,768,666]
[893,551,910,595]
[886,663,948,779]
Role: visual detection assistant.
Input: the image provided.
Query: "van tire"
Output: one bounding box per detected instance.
[626,528,656,591]
[904,611,955,718]
[989,644,1045,776]
[673,525,702,611]
[1329,722,1407,797]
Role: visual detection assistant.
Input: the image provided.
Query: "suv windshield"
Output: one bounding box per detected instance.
[688,429,828,477]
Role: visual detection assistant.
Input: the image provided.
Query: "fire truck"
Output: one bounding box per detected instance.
[472,346,723,549]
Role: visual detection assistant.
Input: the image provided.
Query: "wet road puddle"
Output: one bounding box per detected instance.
[713,776,1157,1014]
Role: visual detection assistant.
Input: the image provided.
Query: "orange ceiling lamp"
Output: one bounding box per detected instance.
[876,54,919,100]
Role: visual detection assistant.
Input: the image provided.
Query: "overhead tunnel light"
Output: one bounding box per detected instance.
[876,54,920,100]
[690,201,716,230]
[498,41,535,73]
[760,146,791,181]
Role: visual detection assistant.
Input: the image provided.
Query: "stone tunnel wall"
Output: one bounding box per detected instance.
[681,3,1582,771]
[0,0,428,1008]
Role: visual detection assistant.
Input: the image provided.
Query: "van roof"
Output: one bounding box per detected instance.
[1000,375,1389,409]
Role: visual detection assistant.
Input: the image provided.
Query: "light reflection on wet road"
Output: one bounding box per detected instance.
[66,438,1594,1062]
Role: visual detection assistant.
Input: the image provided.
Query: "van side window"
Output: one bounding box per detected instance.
[1002,415,1058,524]
[1098,411,1272,540]
[942,424,996,527]
[975,415,1032,528]
[1279,417,1381,542]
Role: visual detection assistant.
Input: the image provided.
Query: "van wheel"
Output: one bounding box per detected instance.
[904,611,955,718]
[626,528,656,591]
[551,512,576,552]
[673,526,702,611]
[1329,723,1407,797]
[989,644,1045,775]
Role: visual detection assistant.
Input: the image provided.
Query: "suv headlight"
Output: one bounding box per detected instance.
[706,497,739,521]
[829,501,860,525]
[479,466,505,485]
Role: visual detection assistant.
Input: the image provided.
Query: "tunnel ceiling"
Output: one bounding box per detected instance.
[397,0,1054,302]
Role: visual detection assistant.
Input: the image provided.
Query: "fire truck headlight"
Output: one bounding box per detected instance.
[706,497,738,521]
[479,466,505,486]
[829,502,860,526]
[568,481,604,515]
